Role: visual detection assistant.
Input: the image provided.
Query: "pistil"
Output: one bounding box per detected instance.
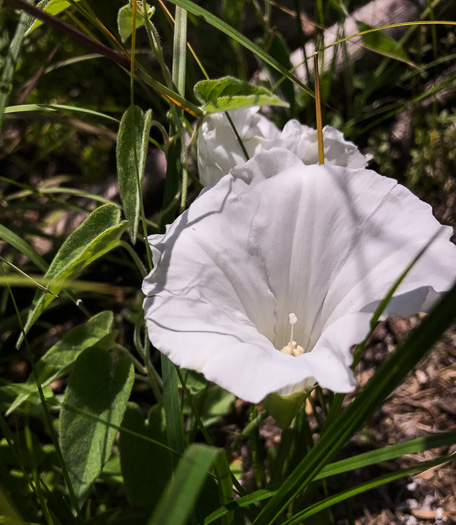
[280,313,304,357]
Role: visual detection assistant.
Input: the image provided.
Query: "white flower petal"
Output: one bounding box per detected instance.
[197,106,280,186]
[197,108,371,186]
[259,122,372,169]
[144,148,456,403]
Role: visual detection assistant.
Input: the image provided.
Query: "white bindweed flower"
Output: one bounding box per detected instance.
[143,148,456,404]
[197,107,371,186]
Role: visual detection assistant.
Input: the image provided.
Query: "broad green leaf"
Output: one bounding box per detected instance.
[7,311,115,415]
[356,21,410,63]
[253,280,456,525]
[181,371,235,427]
[147,443,221,525]
[116,105,152,243]
[194,77,288,113]
[117,1,155,43]
[60,347,134,503]
[119,403,173,510]
[0,224,48,272]
[17,204,126,347]
[25,0,82,35]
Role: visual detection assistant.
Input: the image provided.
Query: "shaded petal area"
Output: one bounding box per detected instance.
[143,148,456,403]
[197,108,371,187]
[197,106,280,186]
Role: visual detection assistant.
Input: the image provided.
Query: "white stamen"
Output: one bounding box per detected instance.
[288,312,297,342]
[279,313,304,356]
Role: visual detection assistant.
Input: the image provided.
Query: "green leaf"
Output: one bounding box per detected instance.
[117,1,155,43]
[25,0,82,36]
[181,371,235,427]
[119,403,173,510]
[60,347,134,503]
[147,443,221,525]
[17,204,126,347]
[7,311,115,415]
[116,105,152,243]
[194,77,288,113]
[0,224,48,272]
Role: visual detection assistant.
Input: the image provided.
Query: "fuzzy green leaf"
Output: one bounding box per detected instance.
[60,347,134,503]
[117,1,155,43]
[17,204,126,347]
[194,77,288,113]
[116,105,152,243]
[7,311,116,415]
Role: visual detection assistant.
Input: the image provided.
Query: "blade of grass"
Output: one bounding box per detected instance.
[0,2,32,129]
[161,354,185,467]
[2,265,84,523]
[4,103,119,123]
[204,429,456,524]
[147,443,221,525]
[0,412,43,521]
[166,0,314,98]
[314,54,324,165]
[0,274,130,295]
[314,429,456,481]
[327,20,456,53]
[253,279,456,524]
[283,454,456,525]
[3,0,202,118]
[0,258,55,295]
[6,186,114,205]
[177,367,244,518]
[0,224,48,272]
[23,411,55,525]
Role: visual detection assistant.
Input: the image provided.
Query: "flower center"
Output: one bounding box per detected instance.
[280,313,304,357]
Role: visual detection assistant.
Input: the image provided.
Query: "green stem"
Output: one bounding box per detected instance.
[118,241,147,277]
[226,112,249,161]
